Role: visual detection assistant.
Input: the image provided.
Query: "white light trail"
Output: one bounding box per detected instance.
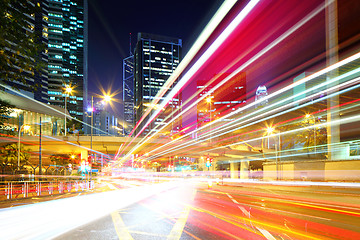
[147,67,360,160]
[0,181,179,239]
[126,1,328,159]
[130,0,239,134]
[120,0,261,162]
[117,0,239,156]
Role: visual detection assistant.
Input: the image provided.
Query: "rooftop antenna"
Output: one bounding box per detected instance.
[129,33,133,56]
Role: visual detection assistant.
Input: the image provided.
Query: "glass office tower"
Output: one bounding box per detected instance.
[123,55,134,136]
[47,0,87,122]
[134,33,182,136]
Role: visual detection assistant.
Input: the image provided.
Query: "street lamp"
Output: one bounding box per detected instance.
[18,124,30,171]
[64,85,73,136]
[89,94,112,152]
[305,114,316,154]
[266,127,281,180]
[266,127,274,148]
[206,96,212,143]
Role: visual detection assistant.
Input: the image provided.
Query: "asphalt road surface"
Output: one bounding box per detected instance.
[55,180,360,240]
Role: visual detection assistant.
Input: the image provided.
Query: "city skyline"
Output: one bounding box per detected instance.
[87,0,222,117]
[1,1,360,239]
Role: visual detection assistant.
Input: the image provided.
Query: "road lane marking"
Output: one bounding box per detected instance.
[111,211,134,240]
[227,193,277,240]
[166,206,191,240]
[212,188,360,217]
[106,182,118,190]
[166,188,196,240]
[256,227,277,240]
[188,204,326,240]
[128,230,167,237]
[227,193,251,217]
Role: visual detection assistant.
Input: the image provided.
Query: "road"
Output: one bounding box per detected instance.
[55,180,360,240]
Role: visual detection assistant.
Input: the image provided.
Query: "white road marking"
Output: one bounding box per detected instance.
[226,193,277,240]
[111,211,134,240]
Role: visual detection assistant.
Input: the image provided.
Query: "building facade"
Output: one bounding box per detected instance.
[2,0,88,131]
[134,33,182,136]
[197,72,246,128]
[122,55,134,135]
[92,101,120,136]
[46,0,88,122]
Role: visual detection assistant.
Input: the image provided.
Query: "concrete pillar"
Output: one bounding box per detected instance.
[240,160,249,179]
[230,161,239,179]
[326,0,341,161]
[81,150,88,163]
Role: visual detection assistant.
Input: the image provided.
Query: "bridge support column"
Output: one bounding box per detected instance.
[240,160,249,179]
[80,150,88,162]
[230,161,239,179]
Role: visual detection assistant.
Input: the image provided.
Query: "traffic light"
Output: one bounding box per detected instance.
[206,157,211,167]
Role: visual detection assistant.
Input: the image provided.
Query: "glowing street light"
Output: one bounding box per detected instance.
[64,85,73,136]
[103,94,112,103]
[89,94,113,153]
[18,124,30,171]
[266,126,281,180]
[266,127,274,148]
[206,96,212,143]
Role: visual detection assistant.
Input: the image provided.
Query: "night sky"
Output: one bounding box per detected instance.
[88,0,222,116]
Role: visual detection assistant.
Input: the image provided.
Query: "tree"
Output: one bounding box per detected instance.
[0,0,45,90]
[67,118,84,135]
[50,154,73,167]
[0,98,14,126]
[279,116,327,158]
[0,143,31,173]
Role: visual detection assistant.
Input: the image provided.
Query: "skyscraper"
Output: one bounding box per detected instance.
[123,54,134,135]
[197,72,246,128]
[1,1,49,102]
[134,33,182,136]
[34,1,49,103]
[47,0,88,122]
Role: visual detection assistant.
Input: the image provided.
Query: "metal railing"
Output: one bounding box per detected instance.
[0,176,94,200]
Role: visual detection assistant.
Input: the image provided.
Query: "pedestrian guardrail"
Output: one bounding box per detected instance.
[0,176,94,200]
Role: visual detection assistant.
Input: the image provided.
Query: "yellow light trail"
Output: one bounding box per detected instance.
[122,2,335,161]
[118,0,260,162]
[185,203,330,240]
[146,61,360,160]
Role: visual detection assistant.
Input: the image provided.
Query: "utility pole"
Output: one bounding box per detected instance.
[39,117,42,175]
[326,0,340,161]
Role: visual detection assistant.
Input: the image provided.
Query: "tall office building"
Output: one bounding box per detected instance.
[134,33,182,135]
[47,0,88,122]
[2,1,49,102]
[34,1,50,103]
[123,55,134,135]
[92,101,119,136]
[197,72,246,128]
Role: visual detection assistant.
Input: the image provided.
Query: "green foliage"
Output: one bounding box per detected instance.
[0,98,14,126]
[0,143,30,171]
[50,154,73,167]
[0,0,46,90]
[280,118,327,153]
[67,118,83,134]
[249,160,264,171]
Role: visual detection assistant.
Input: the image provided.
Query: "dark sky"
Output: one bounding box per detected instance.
[88,0,222,116]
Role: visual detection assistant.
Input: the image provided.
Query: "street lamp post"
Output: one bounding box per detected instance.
[305,114,316,154]
[18,124,30,171]
[64,86,72,136]
[206,97,212,143]
[267,127,281,180]
[89,94,112,154]
[91,95,94,151]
